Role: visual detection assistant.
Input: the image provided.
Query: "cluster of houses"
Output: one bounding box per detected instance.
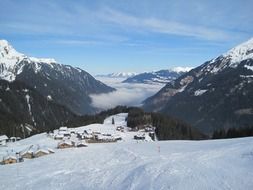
[133,125,156,141]
[52,126,122,144]
[1,145,54,165]
[0,135,21,146]
[0,123,156,165]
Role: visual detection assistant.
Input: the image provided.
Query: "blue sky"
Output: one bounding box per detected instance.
[0,0,253,74]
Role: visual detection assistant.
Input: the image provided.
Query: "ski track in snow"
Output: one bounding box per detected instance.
[0,114,253,190]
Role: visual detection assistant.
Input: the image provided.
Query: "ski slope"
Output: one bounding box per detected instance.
[0,114,253,190]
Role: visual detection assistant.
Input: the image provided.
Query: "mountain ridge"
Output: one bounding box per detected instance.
[143,38,253,134]
[0,39,115,114]
[123,68,192,84]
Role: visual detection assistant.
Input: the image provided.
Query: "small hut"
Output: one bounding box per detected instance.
[0,135,8,146]
[76,141,88,148]
[54,134,64,140]
[20,150,34,159]
[57,140,74,149]
[134,134,145,140]
[10,137,17,142]
[2,155,18,165]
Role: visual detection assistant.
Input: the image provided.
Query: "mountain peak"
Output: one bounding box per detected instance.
[0,39,57,66]
[223,37,253,64]
[0,39,25,68]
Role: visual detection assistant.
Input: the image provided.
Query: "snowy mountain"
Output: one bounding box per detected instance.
[0,113,253,189]
[123,67,191,84]
[96,72,138,78]
[143,38,253,134]
[0,79,75,137]
[0,39,115,114]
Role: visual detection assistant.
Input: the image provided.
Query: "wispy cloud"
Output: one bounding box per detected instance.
[98,8,239,41]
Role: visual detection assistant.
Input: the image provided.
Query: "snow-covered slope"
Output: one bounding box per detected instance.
[223,38,253,65]
[0,114,253,190]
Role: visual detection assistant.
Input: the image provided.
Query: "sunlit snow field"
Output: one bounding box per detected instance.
[1,113,253,190]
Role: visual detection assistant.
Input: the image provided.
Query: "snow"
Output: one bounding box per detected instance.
[0,39,57,81]
[96,72,138,78]
[25,94,36,126]
[223,38,253,65]
[1,113,253,189]
[171,66,193,73]
[194,89,208,96]
[25,94,31,114]
[1,137,253,189]
[244,64,253,71]
[29,57,57,64]
[0,135,8,141]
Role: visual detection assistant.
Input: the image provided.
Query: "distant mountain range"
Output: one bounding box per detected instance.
[143,38,253,135]
[96,72,138,78]
[123,67,192,84]
[0,40,115,115]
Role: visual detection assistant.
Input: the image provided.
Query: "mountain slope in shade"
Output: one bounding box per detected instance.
[0,40,115,114]
[143,38,253,134]
[123,68,191,84]
[0,80,75,137]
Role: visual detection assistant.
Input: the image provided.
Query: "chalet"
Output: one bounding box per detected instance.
[20,150,34,159]
[34,149,49,158]
[63,133,71,137]
[59,126,68,131]
[10,137,17,142]
[57,140,74,149]
[114,135,122,141]
[76,141,88,148]
[134,134,145,140]
[2,155,18,165]
[84,129,93,135]
[83,134,93,139]
[145,125,155,132]
[0,135,8,146]
[54,134,64,140]
[116,126,124,132]
[20,145,54,159]
[149,132,155,141]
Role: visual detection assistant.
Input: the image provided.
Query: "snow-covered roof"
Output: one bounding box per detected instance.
[59,127,68,131]
[58,140,73,146]
[0,135,8,141]
[76,141,88,146]
[20,149,34,156]
[3,155,17,160]
[34,149,49,155]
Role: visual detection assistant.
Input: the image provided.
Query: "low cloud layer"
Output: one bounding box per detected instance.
[90,77,164,110]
